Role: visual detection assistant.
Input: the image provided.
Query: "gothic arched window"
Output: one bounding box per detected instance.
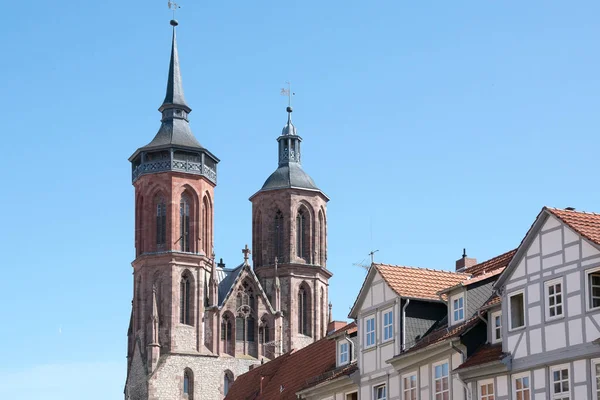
[180,195,191,252]
[318,210,325,265]
[298,284,311,336]
[156,199,166,247]
[183,368,194,399]
[274,210,284,261]
[320,287,325,338]
[202,195,211,253]
[180,274,191,325]
[296,209,306,259]
[224,370,234,396]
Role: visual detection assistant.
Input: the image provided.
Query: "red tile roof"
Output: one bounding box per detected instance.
[225,324,354,400]
[546,207,600,246]
[455,343,507,370]
[374,264,469,301]
[301,362,358,392]
[400,316,480,355]
[480,294,501,310]
[464,249,516,276]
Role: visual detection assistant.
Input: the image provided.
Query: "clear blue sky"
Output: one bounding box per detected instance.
[1,1,599,398]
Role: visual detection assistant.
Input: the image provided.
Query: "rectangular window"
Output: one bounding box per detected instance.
[402,372,417,400]
[452,295,465,323]
[551,365,570,400]
[509,292,525,330]
[433,361,449,400]
[339,341,349,364]
[491,311,502,343]
[479,379,494,400]
[513,373,530,400]
[383,309,394,341]
[546,279,564,320]
[365,316,376,347]
[592,359,600,400]
[374,384,387,400]
[588,268,600,310]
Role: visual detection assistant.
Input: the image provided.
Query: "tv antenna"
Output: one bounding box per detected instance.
[353,250,379,271]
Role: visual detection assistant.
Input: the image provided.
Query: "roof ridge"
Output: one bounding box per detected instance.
[375,263,468,275]
[546,206,600,216]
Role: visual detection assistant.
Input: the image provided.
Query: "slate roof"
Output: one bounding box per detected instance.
[260,163,321,192]
[225,323,356,400]
[301,362,358,392]
[375,264,469,301]
[218,264,243,306]
[455,343,507,371]
[546,207,600,246]
[480,294,501,310]
[398,315,480,356]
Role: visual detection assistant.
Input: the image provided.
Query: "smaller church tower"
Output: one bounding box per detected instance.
[250,105,332,352]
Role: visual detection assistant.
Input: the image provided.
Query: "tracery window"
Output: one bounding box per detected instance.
[274,211,284,261]
[298,284,310,336]
[296,210,306,259]
[180,274,191,325]
[180,195,191,252]
[156,199,166,246]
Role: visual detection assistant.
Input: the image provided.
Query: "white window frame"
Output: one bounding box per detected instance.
[478,378,495,400]
[592,358,600,400]
[550,364,570,400]
[586,266,600,311]
[344,391,358,400]
[432,360,450,400]
[491,310,502,344]
[382,308,394,342]
[512,371,531,400]
[401,371,418,400]
[365,315,376,348]
[451,293,465,324]
[338,340,349,365]
[545,277,565,321]
[508,290,526,331]
[373,383,387,400]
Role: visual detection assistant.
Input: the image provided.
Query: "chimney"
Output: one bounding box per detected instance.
[327,321,348,335]
[455,248,477,272]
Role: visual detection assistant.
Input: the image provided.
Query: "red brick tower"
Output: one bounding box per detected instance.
[250,106,332,352]
[126,18,220,394]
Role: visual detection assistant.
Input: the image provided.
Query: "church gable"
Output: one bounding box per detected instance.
[219,264,275,315]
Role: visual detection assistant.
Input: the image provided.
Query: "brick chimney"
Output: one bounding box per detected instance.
[327,321,348,336]
[456,248,477,272]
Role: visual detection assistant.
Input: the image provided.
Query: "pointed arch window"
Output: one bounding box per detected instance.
[183,369,194,399]
[318,210,325,265]
[221,318,232,340]
[156,200,167,247]
[224,370,234,396]
[180,274,191,325]
[320,287,325,338]
[180,195,191,252]
[202,196,210,254]
[298,285,310,336]
[274,211,284,261]
[296,210,306,259]
[247,316,255,342]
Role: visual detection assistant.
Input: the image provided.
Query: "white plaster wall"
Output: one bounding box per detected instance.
[545,321,566,351]
[496,375,508,397]
[372,282,384,305]
[379,342,394,370]
[362,350,376,374]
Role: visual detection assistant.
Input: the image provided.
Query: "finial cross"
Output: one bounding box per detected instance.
[242,244,251,263]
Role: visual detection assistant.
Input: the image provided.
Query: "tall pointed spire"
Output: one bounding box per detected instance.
[160,19,190,113]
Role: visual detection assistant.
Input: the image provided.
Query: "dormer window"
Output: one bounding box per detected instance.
[451,294,465,324]
[339,341,349,365]
[491,311,502,343]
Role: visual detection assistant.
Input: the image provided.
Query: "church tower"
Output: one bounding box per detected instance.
[250,105,332,352]
[126,18,282,400]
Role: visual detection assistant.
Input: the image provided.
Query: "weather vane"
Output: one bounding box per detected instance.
[280,81,295,108]
[168,1,181,19]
